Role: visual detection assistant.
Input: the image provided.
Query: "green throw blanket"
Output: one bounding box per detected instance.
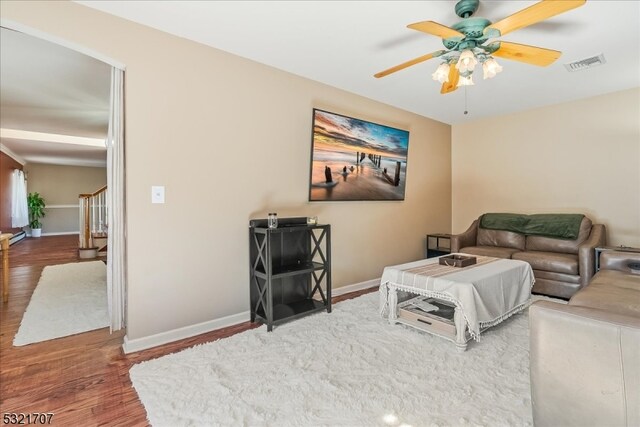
[478,213,529,234]
[480,213,584,240]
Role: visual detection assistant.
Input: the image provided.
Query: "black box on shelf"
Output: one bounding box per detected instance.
[249,217,308,228]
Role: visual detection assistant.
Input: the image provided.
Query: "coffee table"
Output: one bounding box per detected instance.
[379,255,534,351]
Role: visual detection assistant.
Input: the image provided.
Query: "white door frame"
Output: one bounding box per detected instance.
[1,19,127,330]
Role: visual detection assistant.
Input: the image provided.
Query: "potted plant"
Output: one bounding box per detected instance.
[27,192,46,238]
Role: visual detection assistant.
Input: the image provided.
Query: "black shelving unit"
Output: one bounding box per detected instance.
[249,218,331,331]
[426,233,451,258]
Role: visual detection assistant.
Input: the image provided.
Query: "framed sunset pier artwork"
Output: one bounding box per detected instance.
[308,109,410,201]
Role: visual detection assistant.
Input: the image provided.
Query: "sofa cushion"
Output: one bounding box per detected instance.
[512,251,579,275]
[477,228,526,250]
[569,270,640,318]
[525,217,592,255]
[588,269,640,292]
[600,251,640,274]
[460,246,520,259]
[532,270,581,284]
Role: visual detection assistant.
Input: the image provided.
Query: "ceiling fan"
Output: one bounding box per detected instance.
[374,0,586,94]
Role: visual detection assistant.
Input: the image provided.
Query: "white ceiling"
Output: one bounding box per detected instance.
[1,1,638,168]
[76,0,640,124]
[0,27,110,167]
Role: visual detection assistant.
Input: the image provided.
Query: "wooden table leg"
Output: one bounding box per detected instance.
[387,286,398,324]
[1,236,10,303]
[454,308,468,352]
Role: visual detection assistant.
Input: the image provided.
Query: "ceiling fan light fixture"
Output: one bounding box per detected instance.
[457,74,474,87]
[455,49,478,73]
[432,63,450,83]
[374,0,587,96]
[482,57,503,79]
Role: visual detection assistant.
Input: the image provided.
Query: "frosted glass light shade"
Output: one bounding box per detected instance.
[457,75,474,87]
[431,63,450,83]
[483,57,503,79]
[455,50,478,73]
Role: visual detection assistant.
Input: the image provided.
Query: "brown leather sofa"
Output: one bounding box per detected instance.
[529,251,640,426]
[451,215,606,299]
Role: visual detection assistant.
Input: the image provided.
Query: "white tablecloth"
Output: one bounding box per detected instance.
[380,255,535,339]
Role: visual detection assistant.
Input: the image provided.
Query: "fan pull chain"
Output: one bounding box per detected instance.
[463,86,469,115]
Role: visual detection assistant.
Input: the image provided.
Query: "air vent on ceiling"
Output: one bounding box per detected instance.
[564,54,606,72]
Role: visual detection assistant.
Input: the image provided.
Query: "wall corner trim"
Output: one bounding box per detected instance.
[122,277,381,354]
[0,145,26,165]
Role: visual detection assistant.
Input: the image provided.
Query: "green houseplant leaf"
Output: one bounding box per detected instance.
[27,192,46,229]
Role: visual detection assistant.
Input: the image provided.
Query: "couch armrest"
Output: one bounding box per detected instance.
[530,301,640,427]
[600,250,640,274]
[578,224,606,287]
[450,220,478,253]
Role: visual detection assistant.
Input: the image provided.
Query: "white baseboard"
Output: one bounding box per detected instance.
[41,231,79,236]
[122,311,249,354]
[122,277,381,354]
[332,277,380,296]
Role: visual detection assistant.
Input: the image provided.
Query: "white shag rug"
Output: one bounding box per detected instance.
[130,293,562,427]
[14,261,109,346]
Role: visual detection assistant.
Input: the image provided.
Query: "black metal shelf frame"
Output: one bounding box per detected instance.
[249,224,331,331]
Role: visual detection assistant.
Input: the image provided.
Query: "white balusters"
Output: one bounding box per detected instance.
[79,186,108,249]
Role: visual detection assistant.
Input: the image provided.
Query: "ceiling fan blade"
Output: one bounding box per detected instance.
[441,66,460,94]
[374,50,445,78]
[490,41,561,66]
[485,0,586,37]
[408,21,464,39]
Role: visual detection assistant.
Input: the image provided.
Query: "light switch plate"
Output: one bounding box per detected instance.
[151,186,165,204]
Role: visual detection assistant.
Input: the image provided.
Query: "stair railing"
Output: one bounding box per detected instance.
[79,185,108,249]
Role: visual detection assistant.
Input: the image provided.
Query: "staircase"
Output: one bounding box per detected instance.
[78,185,108,259]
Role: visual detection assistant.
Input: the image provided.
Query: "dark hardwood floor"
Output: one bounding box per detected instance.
[0,235,376,426]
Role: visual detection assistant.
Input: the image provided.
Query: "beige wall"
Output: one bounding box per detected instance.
[25,163,106,205]
[452,88,640,247]
[24,163,106,234]
[1,2,452,341]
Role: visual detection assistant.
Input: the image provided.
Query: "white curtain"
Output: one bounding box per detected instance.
[106,67,126,331]
[11,169,29,228]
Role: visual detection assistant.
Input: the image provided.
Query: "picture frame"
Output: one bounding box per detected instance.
[308,109,410,202]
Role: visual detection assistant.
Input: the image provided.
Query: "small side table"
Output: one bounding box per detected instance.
[426,234,451,258]
[595,245,640,272]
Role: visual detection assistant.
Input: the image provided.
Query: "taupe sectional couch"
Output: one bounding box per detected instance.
[451,214,606,299]
[530,251,640,426]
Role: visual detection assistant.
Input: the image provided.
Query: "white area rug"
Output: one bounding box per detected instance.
[130,293,563,427]
[14,261,109,346]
